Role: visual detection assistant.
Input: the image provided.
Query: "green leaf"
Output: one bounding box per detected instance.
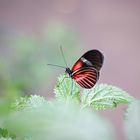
[0,128,9,138]
[54,74,80,103]
[11,96,29,110]
[26,95,47,108]
[0,128,15,139]
[11,95,47,110]
[81,84,134,110]
[5,101,114,140]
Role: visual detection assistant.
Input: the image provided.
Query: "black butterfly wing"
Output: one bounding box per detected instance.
[71,50,104,72]
[72,67,98,89]
[71,50,104,88]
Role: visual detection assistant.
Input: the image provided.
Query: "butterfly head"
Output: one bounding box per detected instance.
[65,68,72,78]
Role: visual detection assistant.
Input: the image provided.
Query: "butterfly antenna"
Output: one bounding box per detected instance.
[47,64,66,69]
[60,46,68,67]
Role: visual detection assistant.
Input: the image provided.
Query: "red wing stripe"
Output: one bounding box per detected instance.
[86,74,96,79]
[75,70,96,76]
[76,76,95,88]
[76,76,91,88]
[72,67,98,88]
[77,79,88,88]
[87,75,97,83]
[86,73,97,80]
[84,77,95,86]
[72,67,97,75]
[83,78,93,88]
[76,80,84,88]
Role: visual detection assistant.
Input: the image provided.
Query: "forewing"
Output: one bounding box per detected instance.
[71,50,104,72]
[72,67,98,89]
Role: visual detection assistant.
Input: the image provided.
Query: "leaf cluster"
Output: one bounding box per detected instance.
[0,74,137,140]
[54,74,134,110]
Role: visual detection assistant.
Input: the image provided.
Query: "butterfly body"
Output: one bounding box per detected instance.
[65,50,104,89]
[65,67,73,77]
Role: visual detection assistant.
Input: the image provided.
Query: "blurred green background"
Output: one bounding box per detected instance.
[0,21,81,97]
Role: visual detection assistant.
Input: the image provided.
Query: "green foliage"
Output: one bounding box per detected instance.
[0,77,136,140]
[11,95,47,110]
[11,97,29,110]
[1,22,136,140]
[81,84,134,110]
[4,96,114,140]
[54,74,80,103]
[0,128,15,140]
[124,100,140,140]
[0,71,136,140]
[54,75,134,110]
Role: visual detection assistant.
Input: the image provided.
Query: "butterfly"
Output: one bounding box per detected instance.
[65,50,104,88]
